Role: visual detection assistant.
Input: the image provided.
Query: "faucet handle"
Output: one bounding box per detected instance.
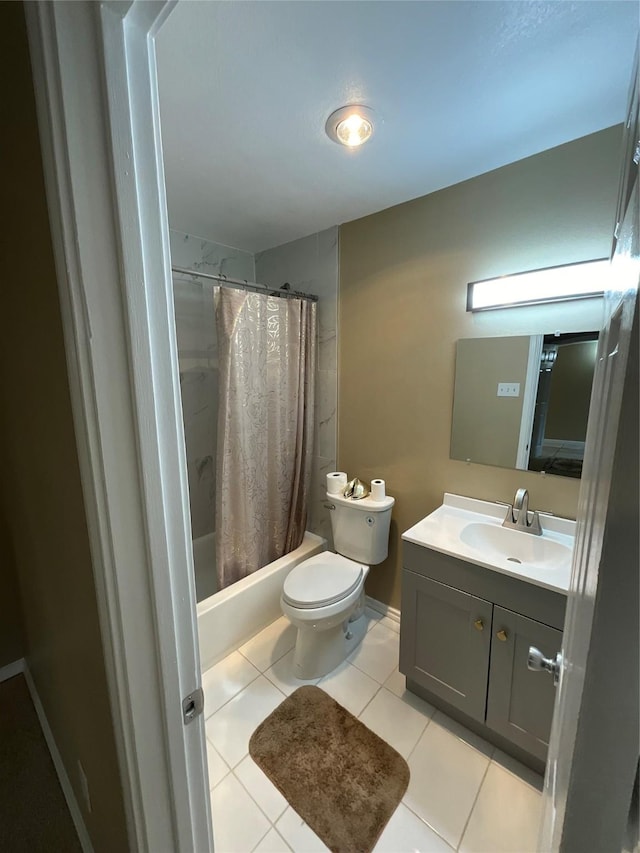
[529,510,543,535]
[495,500,514,517]
[496,500,516,526]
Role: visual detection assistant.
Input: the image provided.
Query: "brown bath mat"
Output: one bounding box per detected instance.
[249,685,409,853]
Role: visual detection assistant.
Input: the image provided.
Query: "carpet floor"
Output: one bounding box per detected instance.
[0,674,81,853]
[249,685,410,853]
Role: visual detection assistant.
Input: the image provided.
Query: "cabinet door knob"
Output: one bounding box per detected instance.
[473,619,484,632]
[496,629,508,642]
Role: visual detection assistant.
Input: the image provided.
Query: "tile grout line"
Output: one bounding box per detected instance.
[205,733,231,788]
[203,667,262,720]
[396,797,456,851]
[231,765,284,845]
[455,755,493,852]
[489,756,545,793]
[237,636,297,675]
[404,712,434,764]
[204,666,286,723]
[348,656,398,683]
[210,766,230,791]
[358,683,433,756]
[356,682,383,719]
[210,767,274,853]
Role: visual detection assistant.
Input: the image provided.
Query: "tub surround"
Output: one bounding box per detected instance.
[255,226,339,546]
[172,228,338,550]
[171,230,255,542]
[339,125,621,610]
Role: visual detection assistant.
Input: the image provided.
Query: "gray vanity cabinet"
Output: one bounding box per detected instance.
[401,541,566,768]
[400,572,492,721]
[486,607,562,761]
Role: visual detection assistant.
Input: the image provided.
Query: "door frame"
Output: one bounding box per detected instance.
[24,2,212,850]
[539,44,639,851]
[515,334,543,469]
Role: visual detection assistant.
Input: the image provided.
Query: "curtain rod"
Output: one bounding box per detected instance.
[171,265,318,303]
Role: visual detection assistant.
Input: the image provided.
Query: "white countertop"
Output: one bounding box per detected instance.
[402,493,575,594]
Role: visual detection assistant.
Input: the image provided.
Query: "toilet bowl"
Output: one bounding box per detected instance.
[281,487,394,679]
[281,552,370,678]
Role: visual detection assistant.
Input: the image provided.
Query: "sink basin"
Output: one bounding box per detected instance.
[459,522,572,570]
[401,493,576,593]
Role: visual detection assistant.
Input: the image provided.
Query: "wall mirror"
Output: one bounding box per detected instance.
[450,331,599,478]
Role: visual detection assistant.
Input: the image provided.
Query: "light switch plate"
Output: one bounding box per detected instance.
[497,382,520,397]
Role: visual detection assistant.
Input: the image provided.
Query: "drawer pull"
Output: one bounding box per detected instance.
[497,629,508,642]
[473,619,484,632]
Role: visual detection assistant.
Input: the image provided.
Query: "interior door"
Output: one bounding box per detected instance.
[539,43,639,852]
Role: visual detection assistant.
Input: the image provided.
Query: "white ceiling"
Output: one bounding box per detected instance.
[156,1,638,254]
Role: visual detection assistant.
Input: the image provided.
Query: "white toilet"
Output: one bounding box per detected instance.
[281,489,394,679]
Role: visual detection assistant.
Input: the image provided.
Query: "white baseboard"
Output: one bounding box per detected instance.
[23,664,94,853]
[365,595,401,626]
[0,658,25,683]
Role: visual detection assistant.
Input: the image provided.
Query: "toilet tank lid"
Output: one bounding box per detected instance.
[326,492,395,511]
[282,552,365,608]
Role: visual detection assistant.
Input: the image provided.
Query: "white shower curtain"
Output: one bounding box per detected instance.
[215,287,316,590]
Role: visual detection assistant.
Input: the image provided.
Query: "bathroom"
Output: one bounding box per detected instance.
[149,2,639,852]
[2,2,636,852]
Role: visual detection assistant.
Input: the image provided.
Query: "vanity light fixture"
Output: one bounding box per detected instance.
[325,105,374,148]
[466,259,608,312]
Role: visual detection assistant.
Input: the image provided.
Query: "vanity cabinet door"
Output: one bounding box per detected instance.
[486,606,562,761]
[400,572,492,721]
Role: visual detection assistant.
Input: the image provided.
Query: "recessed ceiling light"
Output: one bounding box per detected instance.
[325,105,374,148]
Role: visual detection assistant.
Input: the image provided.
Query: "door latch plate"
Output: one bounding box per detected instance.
[182,687,204,725]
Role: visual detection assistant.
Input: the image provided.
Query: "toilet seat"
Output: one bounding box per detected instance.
[282,552,365,609]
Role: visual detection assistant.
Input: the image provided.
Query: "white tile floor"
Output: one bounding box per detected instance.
[204,611,543,852]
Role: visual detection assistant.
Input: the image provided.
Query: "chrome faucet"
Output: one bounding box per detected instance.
[502,488,542,536]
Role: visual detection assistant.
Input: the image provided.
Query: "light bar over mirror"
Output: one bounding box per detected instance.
[467,259,609,312]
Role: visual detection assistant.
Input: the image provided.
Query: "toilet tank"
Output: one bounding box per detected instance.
[328,492,395,565]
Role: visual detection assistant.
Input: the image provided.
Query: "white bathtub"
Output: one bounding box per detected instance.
[196,531,326,671]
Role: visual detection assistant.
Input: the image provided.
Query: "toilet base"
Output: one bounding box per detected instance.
[292,611,368,680]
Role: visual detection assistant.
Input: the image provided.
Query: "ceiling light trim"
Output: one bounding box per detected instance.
[325,105,375,148]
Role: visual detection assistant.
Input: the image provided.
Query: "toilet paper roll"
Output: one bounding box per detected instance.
[326,472,348,495]
[370,479,386,501]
